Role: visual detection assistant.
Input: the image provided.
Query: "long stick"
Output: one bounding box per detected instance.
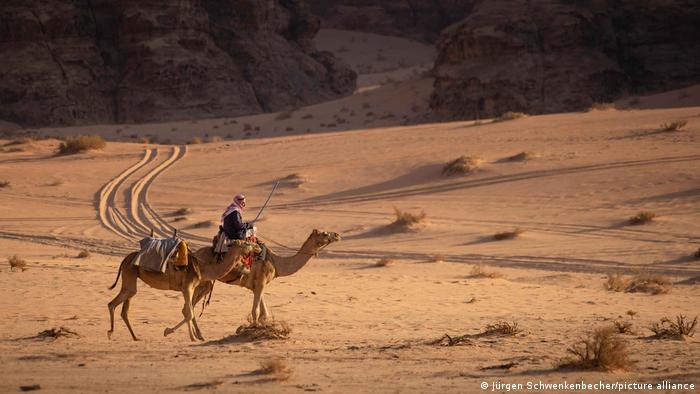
[254,181,279,222]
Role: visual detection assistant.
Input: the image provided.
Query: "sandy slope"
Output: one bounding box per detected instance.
[1,29,700,394]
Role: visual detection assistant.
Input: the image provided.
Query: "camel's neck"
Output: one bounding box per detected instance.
[199,247,243,280]
[268,235,320,277]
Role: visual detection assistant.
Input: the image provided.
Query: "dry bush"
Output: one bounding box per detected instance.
[191,220,214,229]
[301,114,313,119]
[375,258,394,267]
[173,217,187,222]
[494,111,528,122]
[429,254,444,263]
[76,250,90,259]
[174,207,192,216]
[235,320,291,341]
[650,315,697,339]
[493,228,524,240]
[560,327,630,371]
[626,310,638,319]
[256,358,293,381]
[35,326,80,340]
[278,173,306,188]
[628,211,656,225]
[57,135,106,155]
[694,247,700,259]
[274,111,294,121]
[206,136,222,143]
[0,180,9,188]
[442,156,482,176]
[613,320,634,334]
[391,207,427,230]
[660,120,687,131]
[468,265,503,279]
[605,272,670,295]
[481,321,520,337]
[187,137,202,145]
[587,102,616,112]
[503,151,537,162]
[8,255,27,271]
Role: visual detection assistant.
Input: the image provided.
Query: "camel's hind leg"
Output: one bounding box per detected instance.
[107,259,138,340]
[120,296,138,341]
[108,290,130,340]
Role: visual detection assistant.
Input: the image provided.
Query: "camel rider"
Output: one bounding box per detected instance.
[221,194,256,240]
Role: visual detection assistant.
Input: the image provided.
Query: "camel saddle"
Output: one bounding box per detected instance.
[213,230,267,267]
[133,236,189,273]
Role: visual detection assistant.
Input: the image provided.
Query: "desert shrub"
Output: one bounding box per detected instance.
[628,211,656,225]
[560,327,630,371]
[35,326,80,340]
[256,358,292,381]
[586,102,615,112]
[493,111,528,122]
[605,272,669,295]
[392,207,426,230]
[442,156,481,176]
[301,114,313,119]
[57,135,106,155]
[650,315,697,339]
[375,258,394,267]
[503,151,537,162]
[173,208,192,216]
[173,217,187,222]
[0,180,9,188]
[613,320,634,334]
[187,137,202,145]
[8,255,27,271]
[206,136,222,143]
[493,228,524,240]
[481,321,520,336]
[191,220,214,229]
[468,265,502,279]
[660,120,687,131]
[274,111,294,121]
[694,248,700,259]
[430,254,444,263]
[76,250,90,259]
[235,320,290,341]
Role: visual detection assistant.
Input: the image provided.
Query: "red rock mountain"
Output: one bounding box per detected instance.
[0,0,356,127]
[430,0,700,120]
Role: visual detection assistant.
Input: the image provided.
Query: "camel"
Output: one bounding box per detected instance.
[107,239,261,342]
[169,229,340,337]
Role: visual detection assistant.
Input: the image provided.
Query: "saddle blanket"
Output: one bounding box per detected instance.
[133,237,183,273]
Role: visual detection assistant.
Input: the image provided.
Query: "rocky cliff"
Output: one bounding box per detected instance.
[0,0,356,127]
[308,0,474,42]
[430,0,700,120]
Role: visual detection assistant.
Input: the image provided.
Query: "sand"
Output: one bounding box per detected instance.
[1,29,699,393]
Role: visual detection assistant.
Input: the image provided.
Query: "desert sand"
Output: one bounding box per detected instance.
[1,30,699,393]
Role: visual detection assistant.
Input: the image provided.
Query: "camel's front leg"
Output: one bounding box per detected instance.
[251,285,263,324]
[259,295,272,322]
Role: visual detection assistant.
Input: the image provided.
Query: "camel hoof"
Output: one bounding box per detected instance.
[164,328,174,337]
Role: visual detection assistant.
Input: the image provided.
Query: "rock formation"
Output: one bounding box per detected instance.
[0,0,356,127]
[430,0,700,120]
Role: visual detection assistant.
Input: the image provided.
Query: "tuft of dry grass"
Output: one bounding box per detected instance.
[35,326,80,340]
[605,272,670,295]
[187,137,202,145]
[173,207,192,216]
[191,220,214,229]
[76,250,90,259]
[493,228,524,240]
[493,111,528,122]
[0,180,9,188]
[628,211,656,225]
[206,136,222,143]
[626,310,638,319]
[57,135,106,155]
[235,320,291,341]
[274,111,294,121]
[278,173,306,188]
[587,102,616,112]
[481,321,520,337]
[694,248,700,259]
[560,327,631,371]
[660,120,687,131]
[613,320,634,335]
[256,358,293,381]
[391,207,427,230]
[9,255,27,271]
[442,156,481,176]
[650,315,697,340]
[502,151,537,162]
[374,258,394,267]
[468,265,503,279]
[429,253,444,263]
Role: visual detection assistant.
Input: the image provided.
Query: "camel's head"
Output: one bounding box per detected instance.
[311,229,341,249]
[231,239,262,256]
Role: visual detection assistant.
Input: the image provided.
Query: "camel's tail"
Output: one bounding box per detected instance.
[108,253,132,290]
